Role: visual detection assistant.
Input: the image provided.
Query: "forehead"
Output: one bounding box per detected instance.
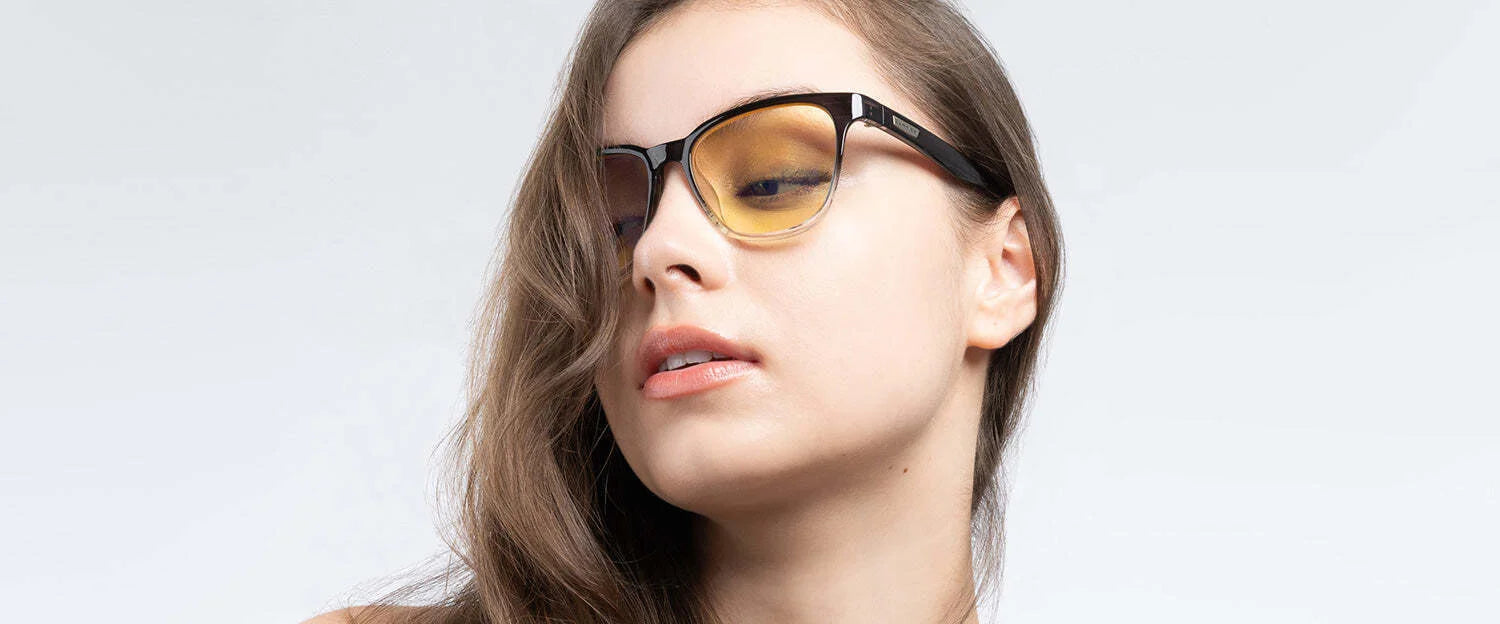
[601,2,896,147]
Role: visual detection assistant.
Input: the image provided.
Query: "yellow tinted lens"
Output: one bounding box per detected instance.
[690,103,837,235]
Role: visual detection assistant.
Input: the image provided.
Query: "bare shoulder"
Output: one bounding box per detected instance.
[299,605,423,624]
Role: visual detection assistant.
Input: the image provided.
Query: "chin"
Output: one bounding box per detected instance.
[625,419,816,514]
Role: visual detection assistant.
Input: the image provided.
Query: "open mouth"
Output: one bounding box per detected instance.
[642,356,757,399]
[656,351,737,374]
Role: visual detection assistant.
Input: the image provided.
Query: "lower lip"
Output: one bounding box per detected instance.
[643,359,758,399]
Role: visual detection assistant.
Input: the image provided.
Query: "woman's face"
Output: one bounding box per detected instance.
[592,2,993,514]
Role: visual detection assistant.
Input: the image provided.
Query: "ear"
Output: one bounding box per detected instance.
[965,195,1037,350]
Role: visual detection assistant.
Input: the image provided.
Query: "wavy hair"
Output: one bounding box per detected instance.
[330,1,1062,622]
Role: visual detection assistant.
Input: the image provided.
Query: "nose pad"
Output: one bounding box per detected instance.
[693,168,723,218]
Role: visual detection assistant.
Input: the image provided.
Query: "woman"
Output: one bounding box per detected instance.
[306,0,1061,622]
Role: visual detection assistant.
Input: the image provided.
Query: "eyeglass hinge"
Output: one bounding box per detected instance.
[856,94,886,124]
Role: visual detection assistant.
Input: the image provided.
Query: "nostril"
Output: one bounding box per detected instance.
[672,264,701,282]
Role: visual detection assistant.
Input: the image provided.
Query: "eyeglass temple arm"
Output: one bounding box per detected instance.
[853,94,1013,198]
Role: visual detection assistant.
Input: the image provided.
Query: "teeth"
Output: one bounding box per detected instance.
[658,350,734,373]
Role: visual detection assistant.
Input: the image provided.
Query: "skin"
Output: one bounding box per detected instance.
[591,2,1037,623]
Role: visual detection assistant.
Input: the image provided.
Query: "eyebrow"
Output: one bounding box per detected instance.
[721,84,822,111]
[602,84,822,147]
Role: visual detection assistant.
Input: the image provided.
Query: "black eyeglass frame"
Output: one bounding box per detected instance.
[597,91,1015,243]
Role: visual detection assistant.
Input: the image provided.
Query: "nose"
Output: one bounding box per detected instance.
[630,161,729,296]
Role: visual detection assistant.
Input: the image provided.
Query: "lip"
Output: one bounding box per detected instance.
[636,324,761,394]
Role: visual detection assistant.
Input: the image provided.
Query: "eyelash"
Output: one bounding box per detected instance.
[734,171,832,199]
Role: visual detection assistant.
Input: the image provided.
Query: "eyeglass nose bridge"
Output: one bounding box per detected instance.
[643,140,685,171]
[639,138,702,232]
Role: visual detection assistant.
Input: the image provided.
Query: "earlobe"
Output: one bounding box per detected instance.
[967,196,1038,350]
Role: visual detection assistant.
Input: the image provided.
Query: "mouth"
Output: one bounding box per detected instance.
[655,350,739,373]
[641,357,758,400]
[636,324,761,398]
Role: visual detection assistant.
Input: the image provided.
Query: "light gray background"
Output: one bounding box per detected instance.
[2,1,1496,622]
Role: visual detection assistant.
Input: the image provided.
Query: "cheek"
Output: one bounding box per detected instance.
[765,177,965,428]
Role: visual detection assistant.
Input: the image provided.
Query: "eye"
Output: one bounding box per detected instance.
[741,179,781,197]
[613,216,645,239]
[734,171,832,199]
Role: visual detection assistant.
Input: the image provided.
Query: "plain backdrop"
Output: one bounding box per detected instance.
[2,1,1497,622]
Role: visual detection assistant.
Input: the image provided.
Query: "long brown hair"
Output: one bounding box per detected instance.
[333,1,1062,622]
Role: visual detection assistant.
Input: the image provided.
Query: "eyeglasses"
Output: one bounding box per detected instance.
[597,91,1013,263]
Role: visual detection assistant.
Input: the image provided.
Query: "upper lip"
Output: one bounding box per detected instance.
[636,324,760,387]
